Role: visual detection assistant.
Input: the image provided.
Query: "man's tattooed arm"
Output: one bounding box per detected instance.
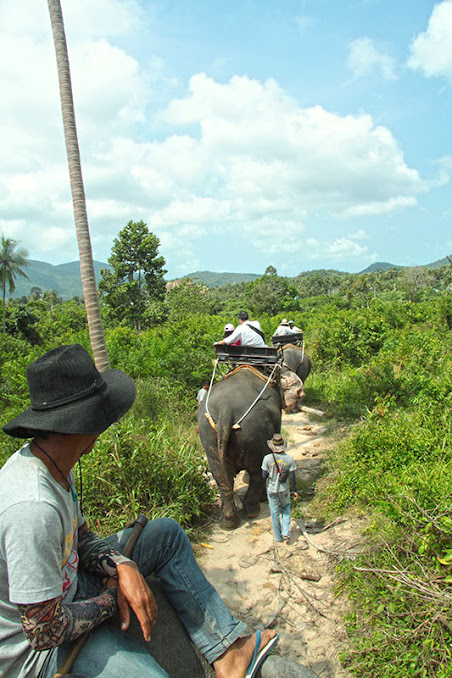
[78,522,132,577]
[18,588,118,651]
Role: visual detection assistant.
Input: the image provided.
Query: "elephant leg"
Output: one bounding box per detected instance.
[243,473,265,518]
[207,449,240,530]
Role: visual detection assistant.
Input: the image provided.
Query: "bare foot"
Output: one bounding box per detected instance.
[213,629,277,678]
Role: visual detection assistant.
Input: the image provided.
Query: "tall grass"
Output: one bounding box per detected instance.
[307,308,452,676]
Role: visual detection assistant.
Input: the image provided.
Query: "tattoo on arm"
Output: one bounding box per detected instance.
[18,588,117,651]
[78,523,129,577]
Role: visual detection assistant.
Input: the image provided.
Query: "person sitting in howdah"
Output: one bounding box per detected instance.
[215,311,267,348]
[288,320,302,334]
[272,319,292,337]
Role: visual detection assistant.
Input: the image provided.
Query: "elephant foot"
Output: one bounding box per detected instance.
[220,512,241,530]
[245,503,261,519]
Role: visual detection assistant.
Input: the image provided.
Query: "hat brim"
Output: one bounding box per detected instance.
[267,439,288,452]
[2,368,136,439]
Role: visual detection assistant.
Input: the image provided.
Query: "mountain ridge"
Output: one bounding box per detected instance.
[9,255,451,299]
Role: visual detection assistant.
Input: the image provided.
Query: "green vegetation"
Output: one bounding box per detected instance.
[1,231,452,676]
[1,235,29,333]
[98,220,167,329]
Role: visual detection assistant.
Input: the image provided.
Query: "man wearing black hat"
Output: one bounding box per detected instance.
[0,345,277,678]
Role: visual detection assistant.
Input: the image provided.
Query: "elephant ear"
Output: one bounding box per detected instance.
[281,371,304,407]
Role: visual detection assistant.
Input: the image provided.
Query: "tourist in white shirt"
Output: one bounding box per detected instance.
[214,311,267,348]
[288,320,302,333]
[272,319,292,337]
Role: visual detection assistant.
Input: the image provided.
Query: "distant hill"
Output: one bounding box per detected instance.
[359,262,402,274]
[424,255,452,269]
[360,255,452,274]
[9,254,452,300]
[182,271,260,288]
[11,260,110,300]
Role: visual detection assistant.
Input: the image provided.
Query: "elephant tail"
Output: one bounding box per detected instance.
[216,423,232,466]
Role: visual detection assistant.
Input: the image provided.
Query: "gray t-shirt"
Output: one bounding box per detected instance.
[261,451,296,493]
[0,445,84,678]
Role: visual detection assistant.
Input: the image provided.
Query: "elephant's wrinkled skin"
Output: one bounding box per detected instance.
[282,345,312,382]
[197,367,284,530]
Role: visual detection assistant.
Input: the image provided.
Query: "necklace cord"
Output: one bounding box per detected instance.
[32,440,71,492]
[78,458,84,515]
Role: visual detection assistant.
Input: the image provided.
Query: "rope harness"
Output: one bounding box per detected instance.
[204,362,280,430]
[282,341,305,368]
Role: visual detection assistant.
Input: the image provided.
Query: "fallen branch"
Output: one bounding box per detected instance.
[296,519,358,559]
[299,405,326,417]
[286,572,330,619]
[353,564,452,603]
[322,517,347,532]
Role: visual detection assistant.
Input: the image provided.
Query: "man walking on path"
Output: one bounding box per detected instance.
[262,434,299,542]
[0,344,277,678]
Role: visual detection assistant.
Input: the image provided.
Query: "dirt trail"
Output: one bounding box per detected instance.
[195,410,364,678]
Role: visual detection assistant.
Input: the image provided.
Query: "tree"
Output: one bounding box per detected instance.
[166,279,209,320]
[399,266,435,302]
[43,289,63,311]
[47,0,109,371]
[1,235,29,333]
[246,272,299,316]
[99,221,167,329]
[28,287,43,301]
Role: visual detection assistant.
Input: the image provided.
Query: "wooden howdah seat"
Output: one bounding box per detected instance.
[271,331,304,347]
[215,344,279,366]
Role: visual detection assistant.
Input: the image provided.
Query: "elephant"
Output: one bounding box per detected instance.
[281,344,312,383]
[197,355,310,530]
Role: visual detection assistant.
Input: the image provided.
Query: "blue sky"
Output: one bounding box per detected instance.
[0,0,451,278]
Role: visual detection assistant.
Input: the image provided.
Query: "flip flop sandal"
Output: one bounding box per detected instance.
[245,630,279,678]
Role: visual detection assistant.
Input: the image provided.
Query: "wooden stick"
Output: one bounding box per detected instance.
[299,405,326,417]
[53,514,148,677]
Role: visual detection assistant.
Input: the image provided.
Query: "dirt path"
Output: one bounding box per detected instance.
[195,410,363,678]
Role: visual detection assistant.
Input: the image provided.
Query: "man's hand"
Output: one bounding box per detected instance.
[115,562,158,641]
[293,492,299,502]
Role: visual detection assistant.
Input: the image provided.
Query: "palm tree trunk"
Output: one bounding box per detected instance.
[47,0,109,372]
[2,271,6,334]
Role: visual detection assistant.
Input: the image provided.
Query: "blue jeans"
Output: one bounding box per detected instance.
[39,518,246,677]
[267,490,291,541]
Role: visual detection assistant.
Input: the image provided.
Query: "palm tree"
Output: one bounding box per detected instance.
[47,0,109,372]
[1,236,29,333]
[43,288,63,311]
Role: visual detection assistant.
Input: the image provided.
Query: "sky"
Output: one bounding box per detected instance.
[0,0,451,279]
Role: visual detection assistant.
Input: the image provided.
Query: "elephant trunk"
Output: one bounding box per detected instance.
[280,370,304,407]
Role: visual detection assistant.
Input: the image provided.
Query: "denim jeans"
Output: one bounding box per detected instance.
[267,490,291,541]
[39,518,246,678]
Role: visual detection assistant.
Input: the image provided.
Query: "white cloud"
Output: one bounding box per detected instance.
[0,0,430,274]
[347,229,367,241]
[407,1,452,83]
[348,37,397,80]
[306,237,375,262]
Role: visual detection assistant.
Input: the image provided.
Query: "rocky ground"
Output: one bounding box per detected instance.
[195,409,366,678]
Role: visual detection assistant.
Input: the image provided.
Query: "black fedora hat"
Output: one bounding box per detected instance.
[2,344,136,439]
